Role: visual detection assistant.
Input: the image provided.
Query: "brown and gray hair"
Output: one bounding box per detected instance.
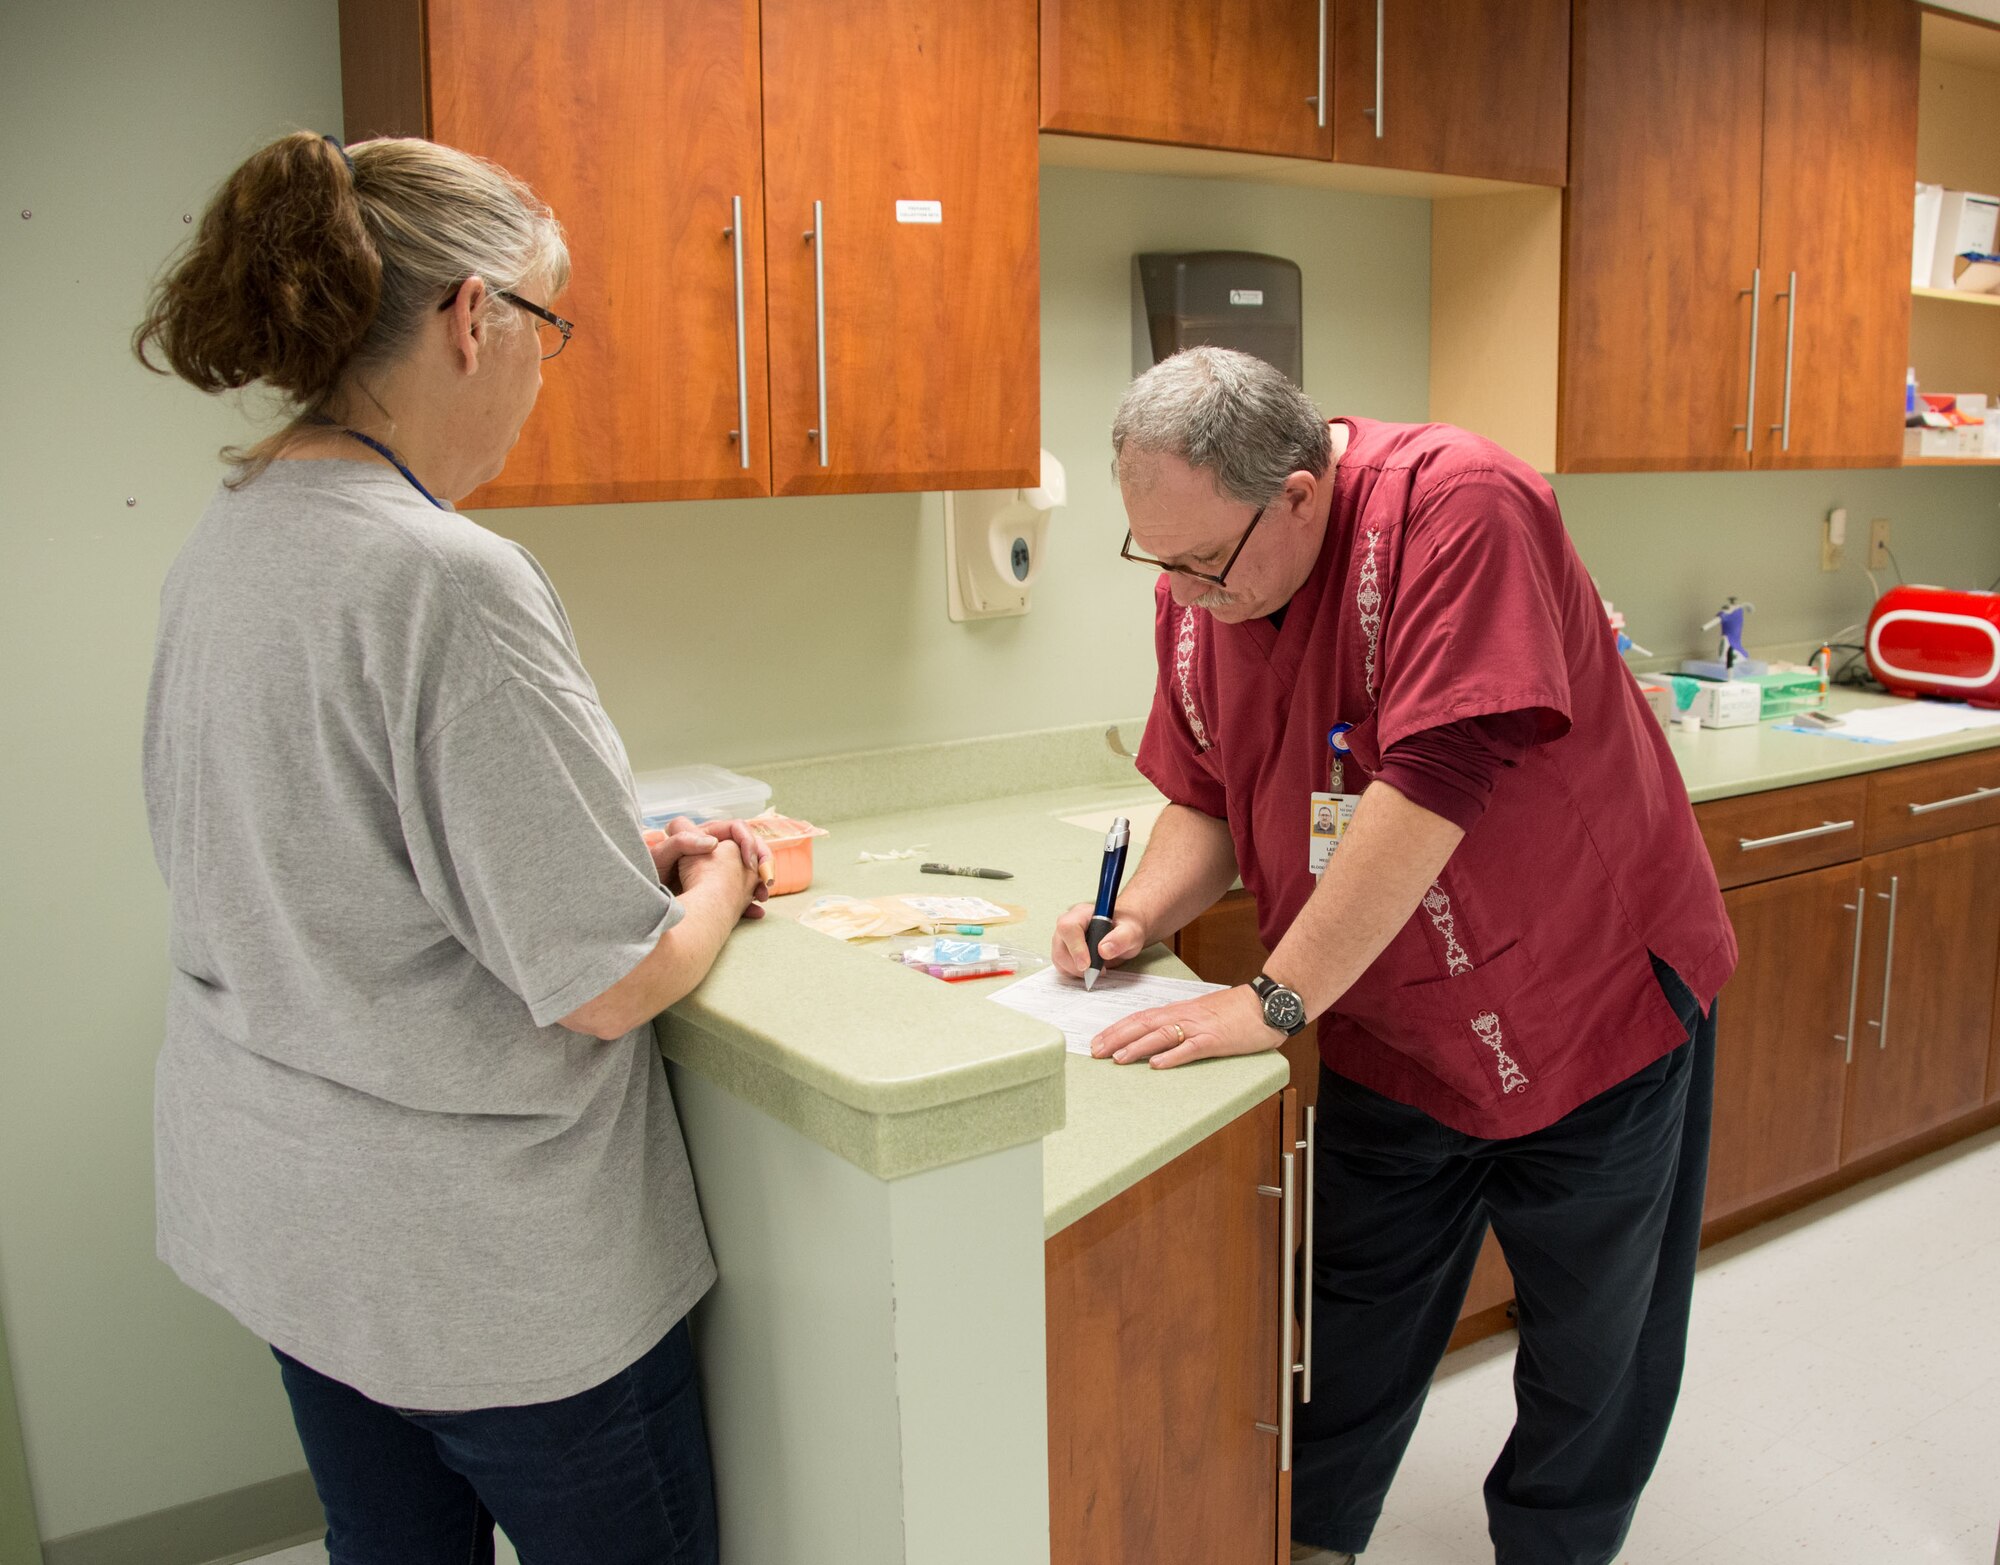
[1111,346,1331,504]
[135,131,569,482]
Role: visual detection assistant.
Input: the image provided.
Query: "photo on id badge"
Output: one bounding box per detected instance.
[1310,791,1357,877]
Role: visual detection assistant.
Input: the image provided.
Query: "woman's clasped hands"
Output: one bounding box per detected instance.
[648,816,772,920]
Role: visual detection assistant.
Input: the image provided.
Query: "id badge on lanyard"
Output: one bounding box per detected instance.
[1310,722,1362,878]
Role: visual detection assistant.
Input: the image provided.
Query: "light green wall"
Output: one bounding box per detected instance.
[5,0,2000,1545]
[0,1284,42,1564]
[1554,469,2000,664]
[0,0,342,1540]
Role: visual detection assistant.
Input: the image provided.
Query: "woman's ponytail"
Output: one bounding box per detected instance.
[134,131,381,408]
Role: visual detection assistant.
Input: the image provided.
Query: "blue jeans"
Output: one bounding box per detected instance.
[275,1319,719,1565]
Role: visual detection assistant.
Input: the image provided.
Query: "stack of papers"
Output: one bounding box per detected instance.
[990,966,1224,1056]
[1776,703,2000,745]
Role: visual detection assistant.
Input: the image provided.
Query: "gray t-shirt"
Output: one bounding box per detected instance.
[143,459,715,1410]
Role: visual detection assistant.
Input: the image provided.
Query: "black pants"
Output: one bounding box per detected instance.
[1291,959,1715,1565]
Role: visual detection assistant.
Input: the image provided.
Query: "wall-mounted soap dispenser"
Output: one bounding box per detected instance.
[943,449,1066,621]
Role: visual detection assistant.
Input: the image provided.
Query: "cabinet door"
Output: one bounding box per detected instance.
[1558,0,1765,472]
[761,0,1040,496]
[1047,1091,1292,1564]
[1330,0,1569,185]
[1752,0,1918,470]
[1040,0,1332,160]
[1843,831,2000,1163]
[1705,864,1861,1220]
[429,0,772,506]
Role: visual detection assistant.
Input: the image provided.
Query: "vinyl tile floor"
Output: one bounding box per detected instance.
[242,1127,2000,1565]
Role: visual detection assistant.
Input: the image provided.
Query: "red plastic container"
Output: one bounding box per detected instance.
[1866,585,2000,708]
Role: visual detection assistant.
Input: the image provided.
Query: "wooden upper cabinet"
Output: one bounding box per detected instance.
[341,0,1036,505]
[1330,0,1570,185]
[761,0,1039,497]
[421,0,770,506]
[1559,0,1767,472]
[1752,0,1919,471]
[1040,0,1331,159]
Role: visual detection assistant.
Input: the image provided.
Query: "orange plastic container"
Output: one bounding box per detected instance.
[748,813,827,896]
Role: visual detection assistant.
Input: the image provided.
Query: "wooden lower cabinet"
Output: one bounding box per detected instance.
[1047,1089,1298,1565]
[1704,862,1862,1220]
[1841,828,2000,1162]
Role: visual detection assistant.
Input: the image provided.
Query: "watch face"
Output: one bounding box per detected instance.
[1263,986,1306,1035]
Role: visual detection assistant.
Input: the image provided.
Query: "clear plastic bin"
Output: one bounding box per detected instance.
[633,764,772,828]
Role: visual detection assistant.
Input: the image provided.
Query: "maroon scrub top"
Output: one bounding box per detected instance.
[1136,419,1736,1139]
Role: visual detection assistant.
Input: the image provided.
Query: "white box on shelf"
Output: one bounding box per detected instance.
[1914,181,1944,287]
[1905,426,1985,458]
[1930,190,2000,289]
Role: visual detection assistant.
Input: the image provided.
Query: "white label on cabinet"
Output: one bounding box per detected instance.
[1229,288,1264,306]
[896,200,943,224]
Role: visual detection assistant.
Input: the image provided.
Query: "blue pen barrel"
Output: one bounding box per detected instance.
[1085,818,1133,986]
[1093,840,1129,919]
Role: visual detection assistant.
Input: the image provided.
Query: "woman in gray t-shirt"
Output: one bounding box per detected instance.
[135,131,760,1564]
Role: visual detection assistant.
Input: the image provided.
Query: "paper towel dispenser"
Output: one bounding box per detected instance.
[1133,252,1303,383]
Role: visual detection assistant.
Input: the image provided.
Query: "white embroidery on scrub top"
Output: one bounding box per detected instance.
[1357,527,1383,700]
[1175,606,1212,753]
[1471,1011,1532,1095]
[1421,883,1474,977]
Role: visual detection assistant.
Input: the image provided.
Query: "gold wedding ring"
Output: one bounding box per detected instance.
[1168,1023,1186,1046]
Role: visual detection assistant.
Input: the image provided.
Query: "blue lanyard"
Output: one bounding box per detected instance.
[341,429,446,510]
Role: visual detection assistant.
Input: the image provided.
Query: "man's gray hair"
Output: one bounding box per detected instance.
[1111,346,1332,504]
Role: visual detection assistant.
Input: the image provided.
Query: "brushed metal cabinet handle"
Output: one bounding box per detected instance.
[1306,0,1328,125]
[725,196,749,469]
[1734,269,1762,454]
[1358,0,1385,137]
[1869,875,1900,1051]
[1908,785,2000,817]
[1766,271,1796,452]
[1254,1146,1299,1471]
[804,201,828,468]
[1835,896,1866,1065]
[1278,1148,1296,1471]
[1737,819,1854,852]
[1297,1104,1315,1403]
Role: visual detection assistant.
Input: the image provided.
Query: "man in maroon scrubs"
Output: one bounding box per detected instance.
[1055,348,1734,1565]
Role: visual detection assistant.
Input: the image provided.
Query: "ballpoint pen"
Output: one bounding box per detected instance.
[920,863,1013,879]
[1083,816,1130,992]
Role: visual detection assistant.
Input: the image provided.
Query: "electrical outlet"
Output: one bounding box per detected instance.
[1822,507,1846,573]
[1869,517,1891,571]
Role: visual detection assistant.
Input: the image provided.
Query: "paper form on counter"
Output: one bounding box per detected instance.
[1775,702,2000,745]
[990,966,1226,1056]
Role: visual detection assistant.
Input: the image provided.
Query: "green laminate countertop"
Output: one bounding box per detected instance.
[657,779,1288,1235]
[1668,688,2000,803]
[657,690,2000,1231]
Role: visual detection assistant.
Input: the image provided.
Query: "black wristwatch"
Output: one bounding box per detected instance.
[1249,974,1308,1037]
